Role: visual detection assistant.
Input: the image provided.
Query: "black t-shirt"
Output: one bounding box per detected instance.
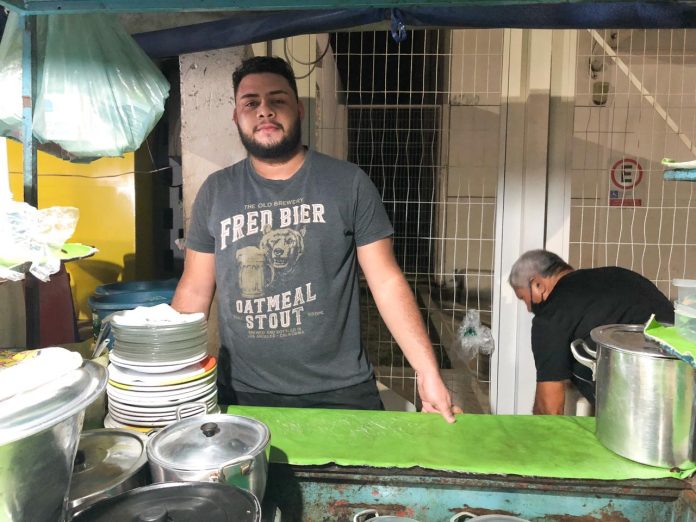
[531,267,674,403]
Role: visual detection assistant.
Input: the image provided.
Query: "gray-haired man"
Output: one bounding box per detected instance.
[509,249,673,414]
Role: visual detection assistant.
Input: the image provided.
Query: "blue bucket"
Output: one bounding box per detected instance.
[88,279,178,339]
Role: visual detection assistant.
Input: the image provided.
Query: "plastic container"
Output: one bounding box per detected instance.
[673,279,696,305]
[675,301,696,344]
[88,279,178,339]
[93,279,179,297]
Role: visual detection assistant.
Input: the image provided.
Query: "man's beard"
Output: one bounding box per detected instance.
[238,117,302,162]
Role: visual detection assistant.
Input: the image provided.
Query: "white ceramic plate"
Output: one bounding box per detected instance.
[108,388,218,411]
[106,382,217,406]
[107,356,217,387]
[107,371,216,393]
[109,351,207,371]
[108,402,220,427]
[103,413,155,433]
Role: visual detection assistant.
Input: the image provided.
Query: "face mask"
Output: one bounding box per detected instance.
[530,299,545,315]
[528,279,545,315]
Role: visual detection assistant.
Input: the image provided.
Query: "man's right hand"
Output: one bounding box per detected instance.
[417,371,463,423]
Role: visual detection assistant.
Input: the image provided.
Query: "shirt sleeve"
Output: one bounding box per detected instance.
[184,176,216,254]
[352,168,394,247]
[531,317,573,382]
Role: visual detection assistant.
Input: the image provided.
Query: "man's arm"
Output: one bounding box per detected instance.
[171,249,217,317]
[357,238,461,423]
[533,381,566,414]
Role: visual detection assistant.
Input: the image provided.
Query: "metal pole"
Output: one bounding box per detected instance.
[21,13,40,348]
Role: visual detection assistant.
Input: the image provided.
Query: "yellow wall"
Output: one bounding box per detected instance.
[7,141,136,320]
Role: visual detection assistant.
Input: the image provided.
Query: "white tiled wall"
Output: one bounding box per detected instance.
[570,29,696,297]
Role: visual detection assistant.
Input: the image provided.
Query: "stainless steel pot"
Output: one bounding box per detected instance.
[71,481,261,522]
[571,324,696,468]
[450,513,530,521]
[0,360,107,522]
[353,509,421,521]
[146,413,270,501]
[68,429,150,515]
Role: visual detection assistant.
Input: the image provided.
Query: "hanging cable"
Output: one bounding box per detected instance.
[283,35,332,80]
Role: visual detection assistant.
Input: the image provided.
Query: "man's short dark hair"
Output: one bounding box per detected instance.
[233,56,299,100]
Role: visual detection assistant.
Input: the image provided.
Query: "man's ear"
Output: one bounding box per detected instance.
[233,108,238,124]
[298,99,305,121]
[532,276,551,300]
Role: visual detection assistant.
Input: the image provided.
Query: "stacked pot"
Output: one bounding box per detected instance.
[70,414,270,522]
[0,360,107,522]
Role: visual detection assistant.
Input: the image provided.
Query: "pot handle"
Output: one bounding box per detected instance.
[353,509,380,522]
[212,456,254,482]
[175,401,208,421]
[570,339,597,380]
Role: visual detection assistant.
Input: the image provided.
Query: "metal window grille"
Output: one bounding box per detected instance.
[571,29,696,297]
[304,29,504,412]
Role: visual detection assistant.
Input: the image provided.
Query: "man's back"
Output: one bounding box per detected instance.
[531,266,674,402]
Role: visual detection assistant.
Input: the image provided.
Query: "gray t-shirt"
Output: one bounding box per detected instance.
[186,150,394,394]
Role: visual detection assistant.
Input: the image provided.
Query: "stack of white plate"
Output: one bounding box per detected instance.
[104,308,219,431]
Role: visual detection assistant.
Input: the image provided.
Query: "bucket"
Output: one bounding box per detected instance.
[88,279,178,339]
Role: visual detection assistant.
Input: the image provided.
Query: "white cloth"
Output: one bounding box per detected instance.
[0,347,83,401]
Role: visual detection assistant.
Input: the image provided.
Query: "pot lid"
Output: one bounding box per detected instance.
[147,414,270,470]
[590,324,674,359]
[69,429,148,508]
[0,360,107,445]
[71,482,260,522]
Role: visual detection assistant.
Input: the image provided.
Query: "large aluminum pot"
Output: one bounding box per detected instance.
[571,324,696,468]
[146,413,270,501]
[0,360,107,522]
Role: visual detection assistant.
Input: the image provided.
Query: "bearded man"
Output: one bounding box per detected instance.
[172,56,460,421]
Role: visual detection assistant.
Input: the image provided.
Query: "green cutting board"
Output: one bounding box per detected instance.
[227,406,696,480]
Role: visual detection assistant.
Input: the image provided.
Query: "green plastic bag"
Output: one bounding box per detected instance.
[0,13,170,160]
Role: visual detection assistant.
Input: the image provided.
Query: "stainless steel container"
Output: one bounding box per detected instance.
[354,509,421,521]
[68,429,150,515]
[0,361,107,522]
[571,324,696,468]
[71,481,261,522]
[146,413,270,501]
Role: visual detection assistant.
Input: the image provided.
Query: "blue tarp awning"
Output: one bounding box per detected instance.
[1,2,696,58]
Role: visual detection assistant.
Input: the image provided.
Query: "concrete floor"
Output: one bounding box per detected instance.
[376,360,491,414]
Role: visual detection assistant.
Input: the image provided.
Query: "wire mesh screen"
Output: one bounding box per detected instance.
[347,107,437,275]
[571,29,696,298]
[306,29,504,412]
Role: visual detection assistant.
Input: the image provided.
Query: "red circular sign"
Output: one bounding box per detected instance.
[610,158,643,190]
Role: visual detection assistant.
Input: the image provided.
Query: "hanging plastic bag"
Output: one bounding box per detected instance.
[0,12,170,160]
[0,12,29,141]
[456,309,495,363]
[0,200,80,282]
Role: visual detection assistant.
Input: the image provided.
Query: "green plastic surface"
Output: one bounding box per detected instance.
[645,315,696,367]
[226,405,696,480]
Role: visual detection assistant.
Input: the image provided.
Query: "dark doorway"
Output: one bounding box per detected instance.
[331,30,443,274]
[347,107,439,274]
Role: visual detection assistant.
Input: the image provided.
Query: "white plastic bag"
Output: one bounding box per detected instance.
[0,12,27,141]
[456,309,495,363]
[0,200,79,282]
[0,12,170,160]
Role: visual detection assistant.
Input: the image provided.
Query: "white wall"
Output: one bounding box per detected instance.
[179,45,249,354]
